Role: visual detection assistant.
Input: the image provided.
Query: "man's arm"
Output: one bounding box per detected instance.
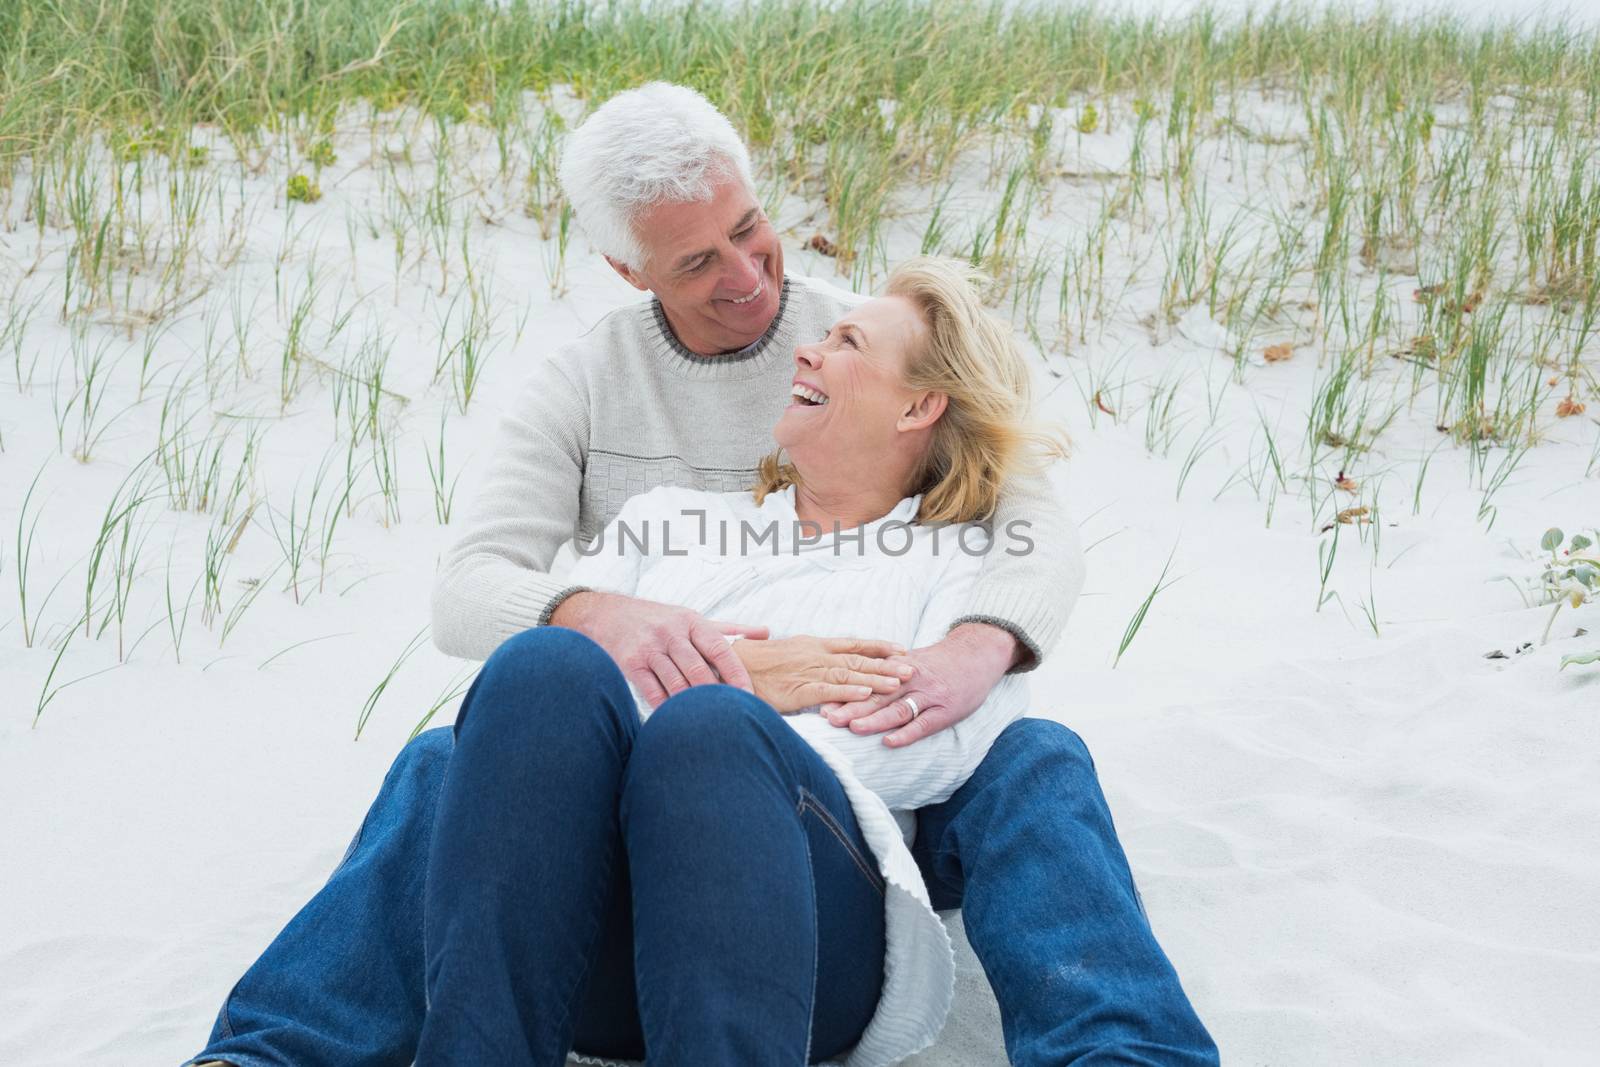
[949,465,1085,673]
[430,356,591,660]
[823,544,1026,803]
[786,668,1024,810]
[824,471,1085,745]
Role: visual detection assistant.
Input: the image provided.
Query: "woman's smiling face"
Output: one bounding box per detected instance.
[774,295,931,467]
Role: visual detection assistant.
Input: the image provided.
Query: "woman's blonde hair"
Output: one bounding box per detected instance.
[756,257,1067,524]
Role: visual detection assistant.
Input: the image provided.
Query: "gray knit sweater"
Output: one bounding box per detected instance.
[430,273,1083,666]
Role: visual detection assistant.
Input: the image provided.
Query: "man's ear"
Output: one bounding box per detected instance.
[605,255,650,292]
[899,391,948,432]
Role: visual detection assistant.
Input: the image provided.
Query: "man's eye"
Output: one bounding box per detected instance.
[734,226,754,240]
[687,257,711,274]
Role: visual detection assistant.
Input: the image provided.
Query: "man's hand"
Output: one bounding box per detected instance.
[551,590,769,707]
[732,636,915,713]
[821,623,1021,747]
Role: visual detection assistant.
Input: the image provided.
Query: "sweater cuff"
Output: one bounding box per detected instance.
[538,585,594,628]
[947,586,1063,674]
[496,572,592,639]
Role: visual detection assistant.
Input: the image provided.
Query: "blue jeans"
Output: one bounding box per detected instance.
[194,629,1217,1066]
[416,627,883,1064]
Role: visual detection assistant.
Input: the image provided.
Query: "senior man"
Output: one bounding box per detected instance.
[191,83,1216,1067]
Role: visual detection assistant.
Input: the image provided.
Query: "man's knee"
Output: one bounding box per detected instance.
[394,725,453,774]
[982,717,1101,795]
[995,715,1096,764]
[371,727,453,805]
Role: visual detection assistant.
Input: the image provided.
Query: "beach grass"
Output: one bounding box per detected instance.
[2,0,1599,680]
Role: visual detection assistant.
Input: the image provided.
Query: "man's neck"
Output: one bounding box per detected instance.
[657,295,777,357]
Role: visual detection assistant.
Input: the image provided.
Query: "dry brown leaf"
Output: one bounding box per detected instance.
[1548,376,1561,387]
[1263,343,1294,363]
[1556,396,1587,418]
[1094,390,1116,416]
[1413,285,1485,314]
[1336,506,1370,525]
[806,233,838,257]
[1335,474,1358,493]
[1395,334,1437,363]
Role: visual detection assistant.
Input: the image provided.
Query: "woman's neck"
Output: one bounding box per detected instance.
[791,476,911,531]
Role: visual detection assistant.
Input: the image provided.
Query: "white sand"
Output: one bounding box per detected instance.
[2,88,1598,1065]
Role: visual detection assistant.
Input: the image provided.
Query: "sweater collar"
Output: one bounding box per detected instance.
[645,276,794,380]
[760,485,925,554]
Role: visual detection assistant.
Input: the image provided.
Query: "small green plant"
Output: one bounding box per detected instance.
[408,665,477,740]
[1533,529,1599,666]
[32,613,119,728]
[425,409,460,524]
[1114,541,1181,667]
[1357,571,1381,637]
[1317,518,1342,612]
[1075,104,1099,135]
[308,141,338,169]
[286,174,322,204]
[14,463,60,648]
[356,626,431,739]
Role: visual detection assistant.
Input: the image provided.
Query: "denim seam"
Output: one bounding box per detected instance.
[801,831,818,1067]
[217,977,240,1039]
[552,842,622,1048]
[335,816,369,870]
[796,787,885,896]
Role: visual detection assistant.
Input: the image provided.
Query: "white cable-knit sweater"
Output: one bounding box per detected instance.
[429,273,1085,673]
[565,483,1027,1067]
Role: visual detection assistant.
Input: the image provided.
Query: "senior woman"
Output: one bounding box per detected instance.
[416,258,1060,1067]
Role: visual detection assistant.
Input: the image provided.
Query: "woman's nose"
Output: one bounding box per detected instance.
[794,343,821,369]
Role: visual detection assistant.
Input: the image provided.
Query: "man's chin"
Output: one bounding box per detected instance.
[714,290,780,343]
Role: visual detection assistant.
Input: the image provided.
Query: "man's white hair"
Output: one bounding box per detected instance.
[558,82,756,271]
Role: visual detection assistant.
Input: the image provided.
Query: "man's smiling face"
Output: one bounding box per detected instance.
[607,172,785,356]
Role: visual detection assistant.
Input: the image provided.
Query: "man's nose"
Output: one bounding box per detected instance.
[727,250,762,293]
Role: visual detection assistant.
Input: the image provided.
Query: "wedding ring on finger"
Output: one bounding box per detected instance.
[903,695,921,720]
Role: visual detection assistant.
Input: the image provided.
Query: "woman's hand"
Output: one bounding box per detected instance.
[732,636,915,714]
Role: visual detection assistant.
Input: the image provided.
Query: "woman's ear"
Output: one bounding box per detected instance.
[898,391,948,433]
